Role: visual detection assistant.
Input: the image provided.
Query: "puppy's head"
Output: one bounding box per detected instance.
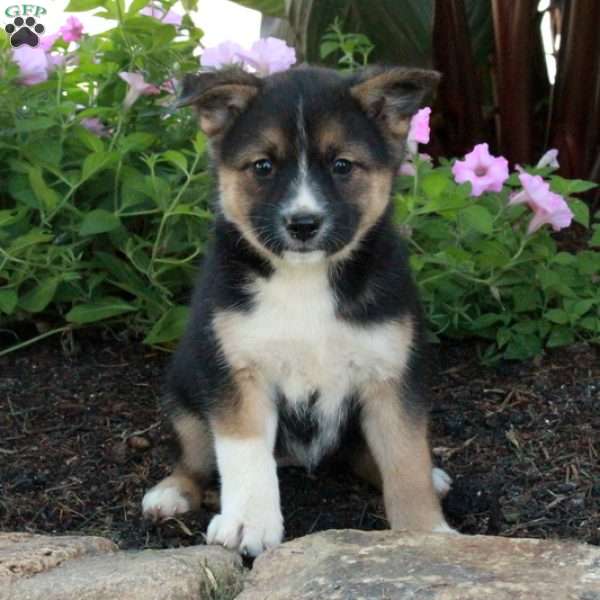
[178,65,439,262]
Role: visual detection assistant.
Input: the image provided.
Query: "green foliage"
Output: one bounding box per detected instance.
[395,157,599,362]
[320,18,374,71]
[0,0,209,351]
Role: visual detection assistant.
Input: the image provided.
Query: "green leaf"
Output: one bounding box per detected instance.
[81,151,117,181]
[119,133,156,153]
[544,309,570,324]
[66,297,136,324]
[462,204,493,234]
[0,289,18,314]
[15,117,55,132]
[65,0,107,11]
[144,306,189,344]
[19,278,59,313]
[589,225,600,248]
[421,171,449,200]
[552,252,576,265]
[28,167,61,210]
[162,150,188,173]
[513,287,541,313]
[74,125,105,153]
[79,210,121,236]
[550,177,597,195]
[320,40,339,59]
[569,199,589,228]
[504,334,542,360]
[547,326,575,348]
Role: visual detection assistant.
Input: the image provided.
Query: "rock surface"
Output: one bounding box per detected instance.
[0,533,117,583]
[238,529,600,600]
[1,533,243,600]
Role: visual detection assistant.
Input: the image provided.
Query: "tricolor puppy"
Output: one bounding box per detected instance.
[142,65,454,556]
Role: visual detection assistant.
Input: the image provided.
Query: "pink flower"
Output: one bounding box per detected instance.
[452,143,509,197]
[11,46,53,85]
[407,107,431,153]
[200,40,245,69]
[81,118,109,137]
[60,16,84,43]
[140,4,182,26]
[536,148,559,170]
[119,71,161,108]
[39,32,61,51]
[509,172,573,233]
[237,37,296,74]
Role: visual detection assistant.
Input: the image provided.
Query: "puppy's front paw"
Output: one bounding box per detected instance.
[206,508,283,556]
[142,486,190,521]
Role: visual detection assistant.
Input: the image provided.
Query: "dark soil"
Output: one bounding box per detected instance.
[1,332,599,549]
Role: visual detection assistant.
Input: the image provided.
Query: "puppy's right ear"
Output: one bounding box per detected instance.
[176,67,262,138]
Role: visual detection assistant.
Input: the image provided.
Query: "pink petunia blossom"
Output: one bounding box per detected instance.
[39,32,61,51]
[140,4,182,26]
[237,37,296,74]
[536,148,559,170]
[60,16,84,43]
[509,171,573,233]
[200,40,245,69]
[452,143,509,197]
[407,107,431,153]
[11,46,55,85]
[81,118,109,137]
[119,71,161,108]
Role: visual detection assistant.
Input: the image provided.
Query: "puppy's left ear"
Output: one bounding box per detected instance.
[350,67,440,138]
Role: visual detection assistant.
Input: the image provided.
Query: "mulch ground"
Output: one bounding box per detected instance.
[1,332,598,549]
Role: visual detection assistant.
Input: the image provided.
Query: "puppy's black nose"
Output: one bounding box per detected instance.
[285,213,323,242]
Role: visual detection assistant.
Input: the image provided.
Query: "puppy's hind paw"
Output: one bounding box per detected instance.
[432,467,452,498]
[142,486,190,522]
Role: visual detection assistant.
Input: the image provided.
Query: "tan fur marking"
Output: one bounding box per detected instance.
[229,127,287,166]
[331,168,392,262]
[172,413,214,479]
[211,368,271,439]
[317,121,379,165]
[361,377,445,530]
[218,168,276,260]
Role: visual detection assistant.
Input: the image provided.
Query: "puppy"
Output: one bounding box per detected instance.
[142,65,453,556]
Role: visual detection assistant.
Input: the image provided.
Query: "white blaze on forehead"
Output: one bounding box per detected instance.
[285,178,322,214]
[282,96,323,215]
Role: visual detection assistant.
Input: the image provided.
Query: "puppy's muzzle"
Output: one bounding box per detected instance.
[284,212,323,243]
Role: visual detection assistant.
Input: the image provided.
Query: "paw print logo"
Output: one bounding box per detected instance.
[5,17,45,48]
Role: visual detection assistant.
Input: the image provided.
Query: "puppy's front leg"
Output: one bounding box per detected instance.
[361,381,452,533]
[207,371,283,556]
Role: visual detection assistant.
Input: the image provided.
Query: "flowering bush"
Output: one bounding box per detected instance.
[0,0,208,351]
[0,9,598,361]
[397,110,599,361]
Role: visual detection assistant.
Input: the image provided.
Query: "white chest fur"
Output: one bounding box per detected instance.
[213,260,413,465]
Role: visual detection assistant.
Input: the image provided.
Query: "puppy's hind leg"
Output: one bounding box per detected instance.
[142,410,214,521]
[360,380,453,532]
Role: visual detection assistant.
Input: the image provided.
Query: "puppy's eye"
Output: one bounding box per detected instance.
[332,158,353,176]
[253,158,274,177]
